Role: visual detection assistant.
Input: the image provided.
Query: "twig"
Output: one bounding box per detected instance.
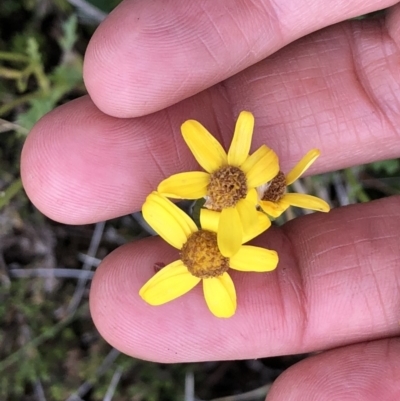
[67,0,107,24]
[332,172,350,206]
[77,253,101,267]
[0,118,28,134]
[9,268,94,280]
[66,221,105,315]
[103,366,123,401]
[33,380,47,401]
[185,371,195,401]
[67,348,120,401]
[208,383,271,401]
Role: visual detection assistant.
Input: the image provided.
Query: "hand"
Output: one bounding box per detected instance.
[21,1,400,399]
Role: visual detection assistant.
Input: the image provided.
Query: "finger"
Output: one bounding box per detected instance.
[83,0,397,117]
[89,197,400,362]
[21,14,400,224]
[266,338,400,401]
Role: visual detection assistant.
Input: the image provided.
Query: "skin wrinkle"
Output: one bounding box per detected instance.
[348,18,400,137]
[254,0,285,45]
[164,108,184,168]
[279,227,310,350]
[198,2,231,61]
[311,234,400,260]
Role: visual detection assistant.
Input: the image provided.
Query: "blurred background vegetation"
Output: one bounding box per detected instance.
[0,1,399,400]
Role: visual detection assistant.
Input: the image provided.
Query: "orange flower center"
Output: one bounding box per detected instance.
[262,171,287,202]
[180,231,230,279]
[206,166,247,211]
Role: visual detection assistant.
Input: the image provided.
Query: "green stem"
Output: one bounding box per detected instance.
[0,67,24,79]
[344,168,370,203]
[0,91,41,116]
[0,51,30,63]
[0,178,23,209]
[0,305,85,372]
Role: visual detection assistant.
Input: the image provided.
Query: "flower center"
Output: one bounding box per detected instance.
[262,171,287,202]
[180,231,230,279]
[206,166,247,211]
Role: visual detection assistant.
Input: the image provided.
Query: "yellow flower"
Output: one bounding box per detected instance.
[258,149,330,218]
[157,111,279,257]
[139,192,278,318]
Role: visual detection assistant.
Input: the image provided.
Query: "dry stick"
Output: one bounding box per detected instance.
[103,366,123,401]
[0,118,28,134]
[66,348,120,401]
[185,371,195,401]
[33,380,47,401]
[77,253,102,267]
[332,172,351,206]
[66,221,105,315]
[10,268,94,280]
[209,384,272,401]
[67,0,107,23]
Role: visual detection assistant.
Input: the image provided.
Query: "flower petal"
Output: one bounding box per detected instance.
[143,192,197,249]
[227,111,254,167]
[258,199,290,218]
[283,193,330,212]
[236,198,259,239]
[246,187,258,204]
[285,149,320,185]
[158,172,210,199]
[218,207,242,257]
[139,260,201,305]
[200,207,271,243]
[230,245,279,272]
[203,273,236,318]
[181,120,227,173]
[199,208,219,233]
[243,212,271,243]
[241,145,279,188]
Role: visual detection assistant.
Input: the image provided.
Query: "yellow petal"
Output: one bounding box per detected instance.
[203,273,236,318]
[242,212,271,243]
[285,149,320,185]
[227,111,254,167]
[230,246,278,272]
[258,199,290,218]
[139,260,201,305]
[181,120,227,173]
[245,187,258,205]
[143,192,197,249]
[283,193,330,212]
[199,208,219,233]
[158,172,210,199]
[241,145,279,188]
[200,207,271,243]
[236,197,259,239]
[218,207,242,257]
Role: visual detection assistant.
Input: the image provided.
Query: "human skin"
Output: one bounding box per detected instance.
[21,1,400,400]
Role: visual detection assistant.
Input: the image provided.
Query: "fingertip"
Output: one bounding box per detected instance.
[267,340,400,401]
[83,0,201,118]
[21,96,149,224]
